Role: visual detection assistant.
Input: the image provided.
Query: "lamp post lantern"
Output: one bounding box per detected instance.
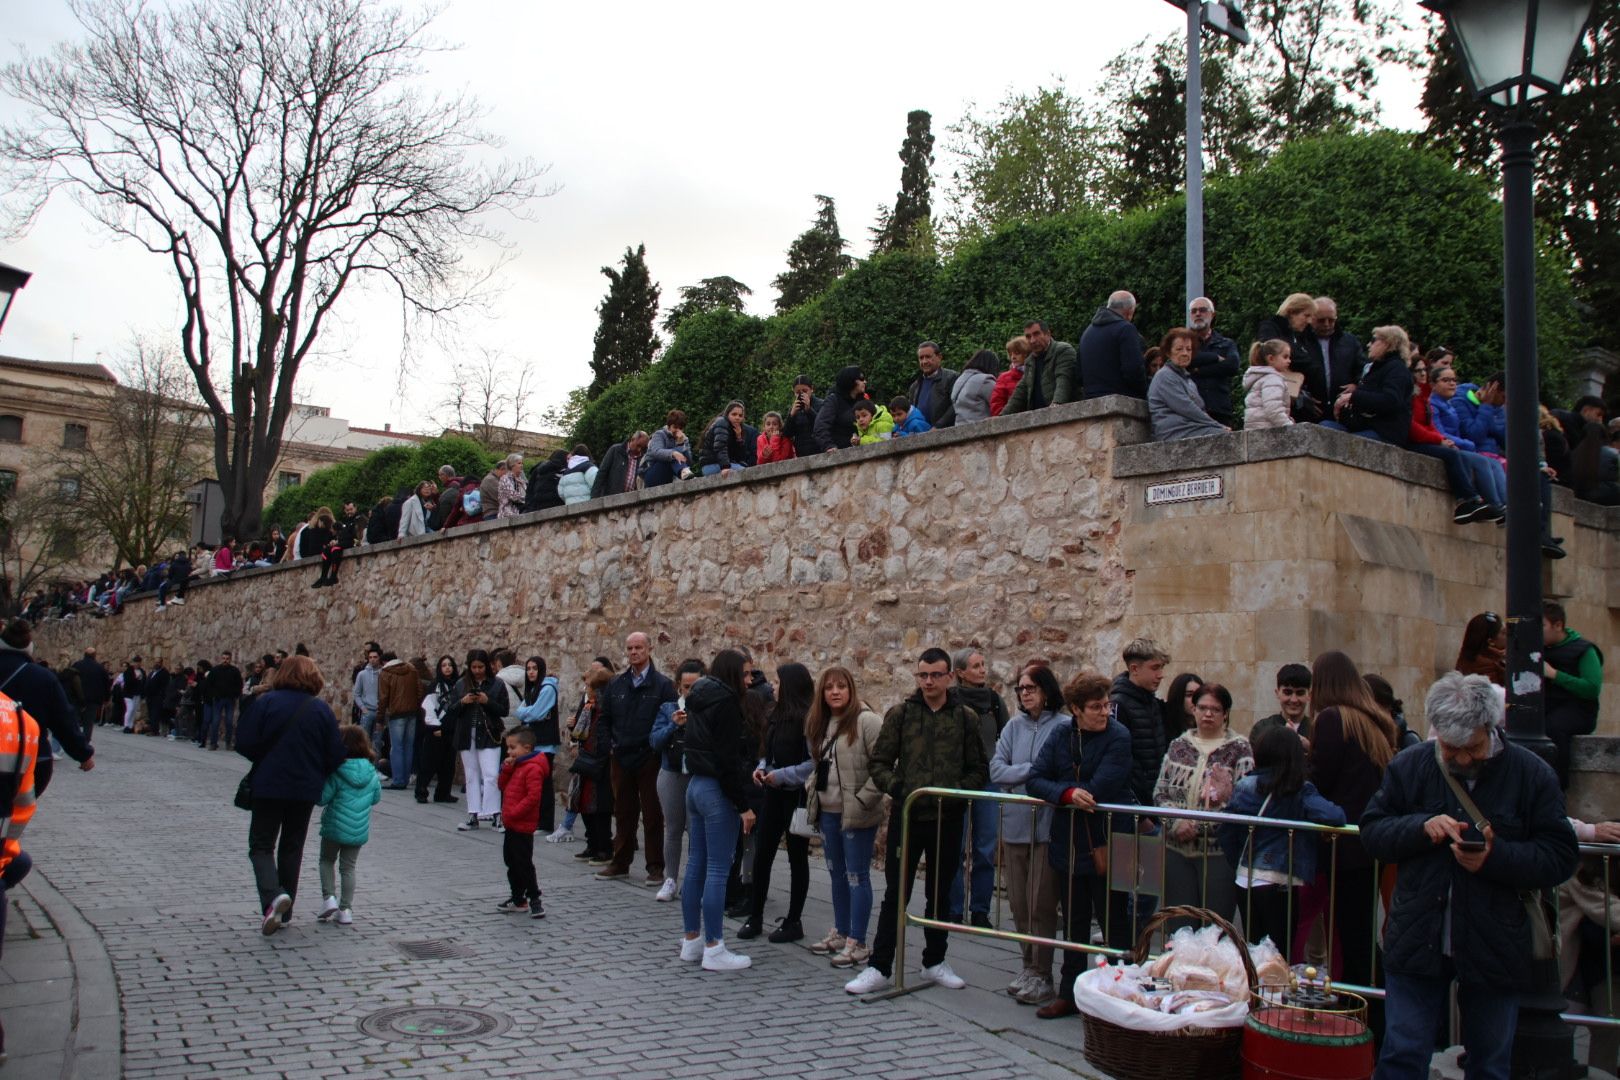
[0,262,31,338]
[1162,2,1249,308]
[1422,4,1594,1076]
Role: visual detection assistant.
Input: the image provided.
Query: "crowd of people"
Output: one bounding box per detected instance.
[0,592,1615,1078]
[14,290,1616,625]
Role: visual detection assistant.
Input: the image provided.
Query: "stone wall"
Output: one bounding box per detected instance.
[34,399,1619,750]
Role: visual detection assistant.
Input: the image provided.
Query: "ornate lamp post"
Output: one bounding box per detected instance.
[0,263,31,338]
[1422,6,1594,1074]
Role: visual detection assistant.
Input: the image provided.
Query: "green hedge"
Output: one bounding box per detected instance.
[572,131,1581,450]
[263,435,495,530]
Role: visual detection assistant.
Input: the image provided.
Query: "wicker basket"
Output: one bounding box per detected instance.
[1080,904,1258,1080]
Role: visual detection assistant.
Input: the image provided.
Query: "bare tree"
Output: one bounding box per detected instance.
[0,482,92,616]
[439,348,539,456]
[0,0,545,541]
[49,341,210,570]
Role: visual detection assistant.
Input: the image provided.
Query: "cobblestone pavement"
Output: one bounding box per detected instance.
[16,734,1098,1079]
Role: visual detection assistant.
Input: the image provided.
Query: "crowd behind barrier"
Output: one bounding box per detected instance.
[14,292,1620,624]
[11,614,1614,1079]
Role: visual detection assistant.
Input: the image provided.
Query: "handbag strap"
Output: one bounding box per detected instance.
[1433,740,1490,834]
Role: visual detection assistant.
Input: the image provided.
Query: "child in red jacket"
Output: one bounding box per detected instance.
[496,727,549,918]
[756,411,796,465]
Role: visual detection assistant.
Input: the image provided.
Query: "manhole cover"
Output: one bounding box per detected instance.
[357,1005,512,1043]
[393,938,475,960]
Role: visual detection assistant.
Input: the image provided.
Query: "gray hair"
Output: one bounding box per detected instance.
[1424,672,1501,746]
[505,452,524,469]
[951,647,982,672]
[438,464,455,478]
[1108,290,1137,313]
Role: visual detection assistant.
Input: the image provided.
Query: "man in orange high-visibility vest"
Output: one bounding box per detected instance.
[0,685,41,1066]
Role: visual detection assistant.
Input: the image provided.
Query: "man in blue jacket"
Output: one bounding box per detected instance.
[1362,672,1577,1080]
[1079,291,1147,401]
[0,620,95,797]
[1187,298,1242,427]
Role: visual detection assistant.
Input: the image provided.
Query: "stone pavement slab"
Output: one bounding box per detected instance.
[11,733,1101,1078]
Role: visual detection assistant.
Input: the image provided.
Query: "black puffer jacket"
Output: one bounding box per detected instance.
[1256,316,1324,404]
[683,676,754,811]
[1078,308,1147,400]
[1361,737,1577,990]
[1109,673,1165,808]
[699,416,748,471]
[1342,353,1412,447]
[524,453,567,512]
[785,395,824,457]
[813,366,866,452]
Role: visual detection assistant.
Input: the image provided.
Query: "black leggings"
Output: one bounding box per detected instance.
[748,785,810,924]
[248,798,314,913]
[1240,885,1298,954]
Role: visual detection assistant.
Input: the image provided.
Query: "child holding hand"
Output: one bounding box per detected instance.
[496,726,550,919]
[317,725,383,927]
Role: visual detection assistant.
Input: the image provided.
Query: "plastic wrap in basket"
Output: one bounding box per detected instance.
[1079,904,1258,1080]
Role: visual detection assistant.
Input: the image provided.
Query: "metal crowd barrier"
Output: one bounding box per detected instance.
[866,785,1620,1033]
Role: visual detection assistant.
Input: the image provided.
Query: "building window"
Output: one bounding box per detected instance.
[277,471,302,492]
[0,415,20,443]
[62,423,89,450]
[58,476,81,501]
[0,470,15,497]
[49,530,78,558]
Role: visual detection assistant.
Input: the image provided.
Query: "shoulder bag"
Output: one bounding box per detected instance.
[234,697,316,810]
[1433,741,1557,961]
[790,735,831,838]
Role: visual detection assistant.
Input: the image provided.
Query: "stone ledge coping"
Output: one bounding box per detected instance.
[164,395,1154,592]
[1112,425,1620,533]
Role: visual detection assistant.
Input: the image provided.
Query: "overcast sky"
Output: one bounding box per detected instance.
[0,1,1428,435]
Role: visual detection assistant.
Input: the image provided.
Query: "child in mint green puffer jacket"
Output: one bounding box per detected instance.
[317,725,382,926]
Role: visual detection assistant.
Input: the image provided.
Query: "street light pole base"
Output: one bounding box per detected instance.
[1513,956,1577,1079]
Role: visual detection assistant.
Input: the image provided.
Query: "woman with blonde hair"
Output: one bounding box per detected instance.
[1323,325,1414,447]
[766,665,884,969]
[1304,650,1395,992]
[1256,293,1321,411]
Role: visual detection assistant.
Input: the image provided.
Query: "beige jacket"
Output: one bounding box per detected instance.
[808,707,887,830]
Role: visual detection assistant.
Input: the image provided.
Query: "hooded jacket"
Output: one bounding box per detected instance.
[1149,363,1226,442]
[784,394,825,457]
[1429,391,1476,449]
[1079,308,1147,400]
[319,757,382,846]
[954,683,1009,759]
[813,366,866,452]
[1243,365,1294,430]
[377,658,423,719]
[352,663,381,720]
[494,664,527,722]
[855,405,895,444]
[236,689,345,803]
[1004,340,1080,413]
[515,675,562,746]
[650,699,689,773]
[558,458,598,504]
[498,750,550,834]
[699,416,749,470]
[990,365,1024,417]
[682,675,754,811]
[1452,385,1506,456]
[990,708,1069,844]
[869,689,988,820]
[640,428,692,487]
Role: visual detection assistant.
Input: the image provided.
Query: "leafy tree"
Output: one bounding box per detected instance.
[663,276,753,334]
[539,386,591,438]
[0,0,543,543]
[872,110,936,255]
[942,85,1111,248]
[263,435,493,529]
[1419,1,1620,354]
[772,196,854,313]
[50,342,209,570]
[588,243,661,397]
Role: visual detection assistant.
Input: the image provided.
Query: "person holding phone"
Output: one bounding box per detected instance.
[784,375,824,458]
[649,659,706,902]
[446,650,509,833]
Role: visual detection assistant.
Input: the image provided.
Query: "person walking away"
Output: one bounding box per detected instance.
[495,726,550,919]
[1362,673,1578,1080]
[845,648,989,995]
[316,725,382,927]
[678,650,759,971]
[0,620,95,794]
[447,650,510,831]
[70,648,108,742]
[377,652,423,791]
[0,683,41,1063]
[236,656,345,935]
[649,659,706,901]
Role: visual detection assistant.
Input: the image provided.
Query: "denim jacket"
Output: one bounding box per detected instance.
[1218,770,1346,885]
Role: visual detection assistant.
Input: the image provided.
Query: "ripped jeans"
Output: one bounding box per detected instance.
[818,811,878,944]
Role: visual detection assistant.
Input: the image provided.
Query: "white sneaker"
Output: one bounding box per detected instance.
[921,961,966,989]
[262,892,291,936]
[702,943,752,972]
[655,878,678,902]
[1007,972,1034,996]
[844,965,893,994]
[679,936,704,962]
[169,597,185,605]
[544,826,576,844]
[335,908,353,926]
[317,896,340,922]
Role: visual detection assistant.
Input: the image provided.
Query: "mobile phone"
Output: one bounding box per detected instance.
[1454,839,1486,853]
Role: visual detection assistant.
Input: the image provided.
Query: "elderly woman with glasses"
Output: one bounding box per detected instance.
[1153,683,1253,929]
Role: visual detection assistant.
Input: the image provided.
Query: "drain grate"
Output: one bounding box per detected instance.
[357,1005,512,1043]
[392,938,476,961]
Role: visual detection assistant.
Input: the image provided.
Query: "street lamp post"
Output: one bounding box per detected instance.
[1422,4,1594,1076]
[0,262,31,338]
[1163,2,1249,308]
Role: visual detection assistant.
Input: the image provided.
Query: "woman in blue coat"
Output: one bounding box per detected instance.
[1025,671,1134,1019]
[236,655,345,936]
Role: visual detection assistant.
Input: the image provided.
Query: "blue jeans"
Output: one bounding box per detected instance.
[681,775,740,944]
[207,698,238,748]
[819,811,878,943]
[1411,443,1480,501]
[1472,453,1507,504]
[948,794,999,918]
[198,701,214,744]
[386,716,414,787]
[1376,964,1518,1080]
[700,462,746,477]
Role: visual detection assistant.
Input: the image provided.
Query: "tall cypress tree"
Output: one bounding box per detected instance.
[772,196,854,313]
[873,109,935,254]
[588,244,661,398]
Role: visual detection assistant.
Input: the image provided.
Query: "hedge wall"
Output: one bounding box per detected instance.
[263,435,496,531]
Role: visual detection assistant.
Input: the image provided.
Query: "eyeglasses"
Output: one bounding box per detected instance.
[1015,684,1041,693]
[915,671,950,681]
